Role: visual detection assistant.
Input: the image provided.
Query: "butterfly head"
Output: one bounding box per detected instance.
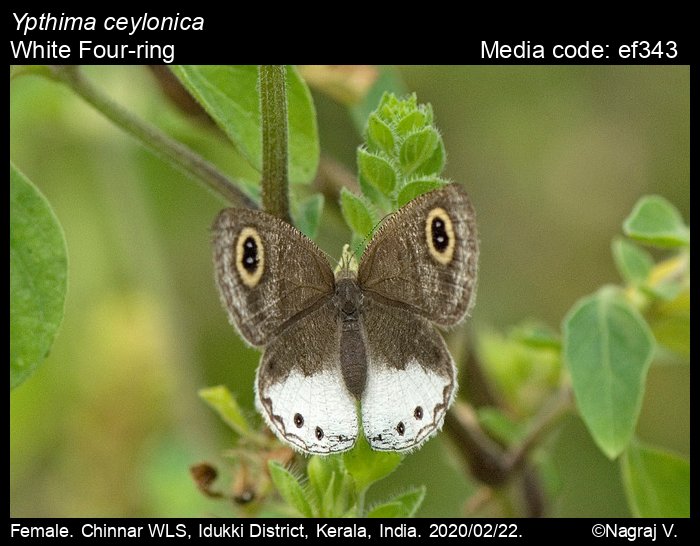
[334,243,360,280]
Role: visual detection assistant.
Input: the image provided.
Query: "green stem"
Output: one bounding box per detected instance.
[47,66,255,208]
[356,489,366,517]
[258,65,291,221]
[445,386,573,485]
[11,65,55,80]
[504,386,574,472]
[444,403,511,485]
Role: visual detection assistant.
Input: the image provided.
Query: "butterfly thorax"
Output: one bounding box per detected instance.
[334,277,363,322]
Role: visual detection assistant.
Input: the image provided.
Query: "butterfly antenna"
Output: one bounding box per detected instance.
[334,243,360,277]
[334,206,399,277]
[364,208,396,247]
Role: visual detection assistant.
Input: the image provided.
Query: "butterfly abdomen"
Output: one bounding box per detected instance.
[339,327,367,399]
[335,278,368,399]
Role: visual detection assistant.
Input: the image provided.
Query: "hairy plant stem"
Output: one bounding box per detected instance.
[48,65,255,208]
[258,65,291,221]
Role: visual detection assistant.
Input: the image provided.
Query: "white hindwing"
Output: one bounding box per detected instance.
[253,300,358,455]
[254,301,359,455]
[359,297,457,452]
[256,367,358,454]
[362,357,456,452]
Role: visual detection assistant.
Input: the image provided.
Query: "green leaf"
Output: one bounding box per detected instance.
[648,286,689,357]
[11,65,54,80]
[612,237,654,284]
[343,434,402,494]
[562,288,655,459]
[396,179,447,207]
[322,470,355,518]
[643,254,688,302]
[366,114,395,155]
[621,439,689,517]
[651,314,690,357]
[198,385,251,436]
[396,110,428,136]
[267,461,314,517]
[399,128,439,176]
[349,68,407,134]
[341,506,359,518]
[511,322,562,350]
[378,92,405,122]
[171,65,319,185]
[306,456,355,517]
[284,65,320,183]
[293,193,324,239]
[307,456,344,504]
[477,327,562,414]
[320,472,339,517]
[642,281,684,302]
[350,233,366,257]
[368,486,426,518]
[340,187,375,238]
[10,163,68,390]
[367,501,403,518]
[477,407,526,444]
[414,137,445,177]
[358,172,392,213]
[531,449,562,499]
[357,149,396,196]
[623,195,689,248]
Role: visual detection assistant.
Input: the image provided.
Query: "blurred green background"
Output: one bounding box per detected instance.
[9,66,689,517]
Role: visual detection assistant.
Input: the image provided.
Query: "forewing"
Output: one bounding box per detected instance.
[213,208,335,346]
[357,184,478,327]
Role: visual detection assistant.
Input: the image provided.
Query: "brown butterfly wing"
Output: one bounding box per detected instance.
[360,296,456,452]
[357,184,478,327]
[212,208,335,346]
[256,300,358,454]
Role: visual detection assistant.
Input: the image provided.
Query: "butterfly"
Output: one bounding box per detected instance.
[212,184,478,454]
